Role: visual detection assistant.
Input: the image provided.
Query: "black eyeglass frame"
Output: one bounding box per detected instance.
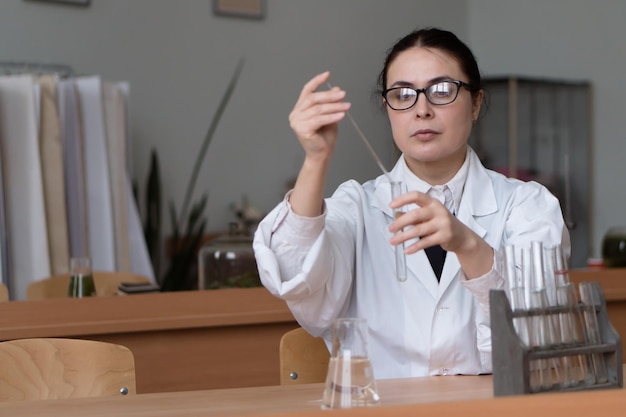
[382,80,472,110]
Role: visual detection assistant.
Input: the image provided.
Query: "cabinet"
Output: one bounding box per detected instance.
[469,77,592,268]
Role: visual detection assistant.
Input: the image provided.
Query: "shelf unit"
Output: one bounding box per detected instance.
[470,77,592,267]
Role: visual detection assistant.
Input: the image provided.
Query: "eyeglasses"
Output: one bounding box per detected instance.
[382,80,471,110]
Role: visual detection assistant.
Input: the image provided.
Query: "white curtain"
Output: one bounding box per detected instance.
[0,71,154,300]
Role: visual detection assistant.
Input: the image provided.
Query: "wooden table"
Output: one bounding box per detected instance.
[0,374,624,417]
[0,268,623,395]
[0,288,298,393]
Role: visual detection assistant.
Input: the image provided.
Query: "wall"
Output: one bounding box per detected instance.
[3,0,621,263]
[468,0,626,260]
[0,0,466,243]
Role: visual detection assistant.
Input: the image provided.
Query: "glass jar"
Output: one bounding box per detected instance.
[198,223,261,289]
[68,256,96,297]
[601,227,626,268]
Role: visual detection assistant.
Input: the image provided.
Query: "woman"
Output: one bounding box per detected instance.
[253,28,569,379]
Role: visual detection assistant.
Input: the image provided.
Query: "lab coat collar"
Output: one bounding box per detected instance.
[372,148,496,222]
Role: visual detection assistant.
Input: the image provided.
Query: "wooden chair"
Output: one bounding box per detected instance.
[0,283,8,302]
[26,271,152,300]
[0,338,136,402]
[279,327,330,385]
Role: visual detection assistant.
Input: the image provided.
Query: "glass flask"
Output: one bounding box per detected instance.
[321,318,380,409]
[198,223,261,289]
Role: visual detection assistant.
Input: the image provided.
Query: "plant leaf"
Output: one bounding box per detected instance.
[169,201,179,240]
[143,149,162,276]
[178,58,245,229]
[185,194,208,235]
[160,218,206,292]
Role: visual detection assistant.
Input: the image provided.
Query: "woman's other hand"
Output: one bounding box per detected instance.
[388,191,492,278]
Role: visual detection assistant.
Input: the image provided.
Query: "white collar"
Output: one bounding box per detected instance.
[398,148,470,214]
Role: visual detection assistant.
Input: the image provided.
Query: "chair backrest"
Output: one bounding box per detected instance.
[0,283,8,302]
[26,271,152,300]
[0,338,136,402]
[279,327,330,385]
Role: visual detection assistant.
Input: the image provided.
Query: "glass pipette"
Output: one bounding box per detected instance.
[327,83,407,282]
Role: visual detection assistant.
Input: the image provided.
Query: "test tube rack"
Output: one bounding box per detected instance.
[490,282,623,396]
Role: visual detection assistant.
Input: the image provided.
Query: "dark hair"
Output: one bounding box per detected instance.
[377,28,483,99]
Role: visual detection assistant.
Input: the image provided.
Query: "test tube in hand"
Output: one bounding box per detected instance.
[391,181,407,282]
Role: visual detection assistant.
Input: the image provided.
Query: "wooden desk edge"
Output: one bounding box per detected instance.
[280,390,626,417]
[0,287,296,339]
[570,268,626,301]
[0,376,624,417]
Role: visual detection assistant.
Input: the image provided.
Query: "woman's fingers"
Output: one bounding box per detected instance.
[295,72,349,112]
[298,71,331,100]
[389,192,458,253]
[289,72,350,145]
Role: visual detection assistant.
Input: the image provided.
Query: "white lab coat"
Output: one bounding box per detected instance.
[253,148,569,379]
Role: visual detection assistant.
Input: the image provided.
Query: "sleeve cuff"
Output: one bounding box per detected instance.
[272,190,326,246]
[460,250,504,309]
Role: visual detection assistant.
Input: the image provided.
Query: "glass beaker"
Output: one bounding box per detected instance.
[321,318,379,409]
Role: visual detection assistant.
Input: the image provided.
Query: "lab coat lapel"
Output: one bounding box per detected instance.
[437,151,497,296]
[407,246,440,299]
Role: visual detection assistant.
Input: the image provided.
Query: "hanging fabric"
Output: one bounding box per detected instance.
[58,78,90,260]
[37,74,71,275]
[103,82,131,272]
[74,76,117,272]
[0,75,52,300]
[0,63,156,300]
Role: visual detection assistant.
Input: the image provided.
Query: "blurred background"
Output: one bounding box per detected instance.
[0,0,623,272]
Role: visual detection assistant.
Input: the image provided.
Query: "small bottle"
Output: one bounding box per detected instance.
[68,257,96,298]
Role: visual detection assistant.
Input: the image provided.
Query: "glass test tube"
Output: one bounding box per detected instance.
[390,181,407,282]
[503,245,530,346]
[578,282,609,384]
[528,242,560,391]
[551,245,595,386]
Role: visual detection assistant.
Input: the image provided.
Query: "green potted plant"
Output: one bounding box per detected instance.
[143,59,245,291]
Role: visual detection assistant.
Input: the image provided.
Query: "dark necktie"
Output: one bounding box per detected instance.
[425,244,446,281]
[425,185,451,282]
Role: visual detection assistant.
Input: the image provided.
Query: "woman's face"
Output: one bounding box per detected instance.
[385,46,483,180]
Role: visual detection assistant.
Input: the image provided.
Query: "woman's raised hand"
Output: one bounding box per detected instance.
[289,71,351,161]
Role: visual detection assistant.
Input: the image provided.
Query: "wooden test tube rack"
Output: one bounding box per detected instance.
[489,282,623,396]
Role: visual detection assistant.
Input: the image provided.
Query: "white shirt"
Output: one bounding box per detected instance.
[405,148,469,215]
[253,147,569,379]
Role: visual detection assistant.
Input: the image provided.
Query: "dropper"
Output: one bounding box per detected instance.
[327,82,407,282]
